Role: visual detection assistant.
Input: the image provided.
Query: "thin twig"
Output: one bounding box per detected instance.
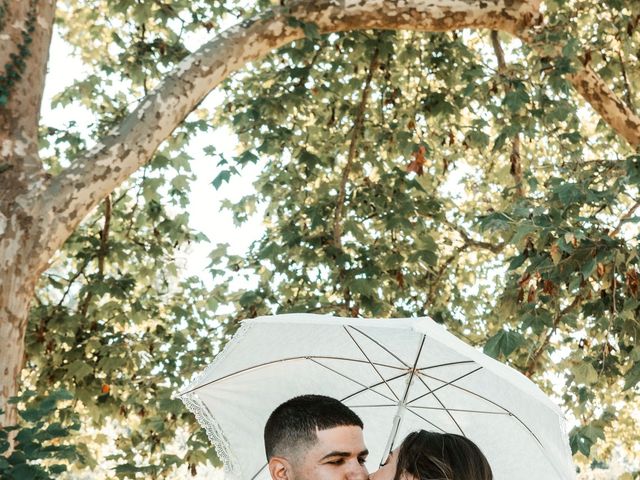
[442,219,506,254]
[57,258,91,307]
[98,194,112,276]
[609,200,640,238]
[427,245,468,304]
[524,294,583,377]
[490,30,524,197]
[510,135,524,197]
[78,195,112,318]
[126,166,148,238]
[332,45,380,248]
[490,30,507,71]
[618,49,634,110]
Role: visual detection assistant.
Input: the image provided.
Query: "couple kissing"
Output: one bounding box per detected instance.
[264,394,492,480]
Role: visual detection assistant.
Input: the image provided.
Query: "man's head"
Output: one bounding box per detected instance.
[264,395,369,480]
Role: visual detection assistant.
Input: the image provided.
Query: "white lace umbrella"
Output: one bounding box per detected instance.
[178,314,575,480]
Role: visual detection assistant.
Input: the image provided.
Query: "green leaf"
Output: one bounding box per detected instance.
[507,253,527,270]
[623,361,640,391]
[170,174,189,191]
[570,423,605,456]
[212,170,231,190]
[581,258,597,278]
[65,360,93,381]
[464,129,490,149]
[302,22,320,40]
[511,224,537,245]
[237,150,259,165]
[9,463,47,479]
[409,248,438,267]
[287,17,320,40]
[571,363,598,385]
[554,182,584,204]
[348,278,373,296]
[503,85,530,112]
[300,150,320,169]
[483,330,524,358]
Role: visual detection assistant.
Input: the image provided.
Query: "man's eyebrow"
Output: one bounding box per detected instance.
[320,451,350,460]
[320,449,369,460]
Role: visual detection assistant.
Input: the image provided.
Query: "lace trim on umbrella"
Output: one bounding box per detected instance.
[177,322,252,478]
[181,391,241,478]
[179,321,252,396]
[558,413,574,474]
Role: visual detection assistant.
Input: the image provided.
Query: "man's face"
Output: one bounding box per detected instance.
[291,425,369,480]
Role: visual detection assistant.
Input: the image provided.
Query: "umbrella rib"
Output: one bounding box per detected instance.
[311,355,405,370]
[341,371,411,402]
[250,463,267,480]
[419,360,475,371]
[414,374,466,437]
[416,370,544,447]
[410,405,510,415]
[178,355,402,396]
[405,405,447,433]
[308,358,399,404]
[407,367,483,405]
[347,325,411,368]
[401,334,426,404]
[344,327,401,402]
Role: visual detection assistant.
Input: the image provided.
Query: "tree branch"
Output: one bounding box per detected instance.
[609,199,640,238]
[618,49,634,110]
[37,0,541,272]
[443,219,506,253]
[0,0,55,196]
[332,45,379,248]
[78,195,111,319]
[524,294,583,377]
[518,27,640,148]
[427,244,467,304]
[490,30,507,71]
[98,194,112,276]
[490,30,525,197]
[569,65,640,147]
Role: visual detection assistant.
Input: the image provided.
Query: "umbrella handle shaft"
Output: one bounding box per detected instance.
[381,412,402,465]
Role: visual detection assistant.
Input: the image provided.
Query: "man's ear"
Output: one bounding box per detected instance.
[268,456,293,480]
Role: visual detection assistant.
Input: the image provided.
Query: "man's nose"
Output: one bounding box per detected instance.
[345,461,368,480]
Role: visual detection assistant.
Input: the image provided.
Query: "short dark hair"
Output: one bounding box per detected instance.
[264,394,363,460]
[394,430,493,480]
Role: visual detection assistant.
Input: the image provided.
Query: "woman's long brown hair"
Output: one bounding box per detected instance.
[394,430,493,480]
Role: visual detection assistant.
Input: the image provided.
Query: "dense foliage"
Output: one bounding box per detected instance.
[0,390,79,479]
[11,0,640,477]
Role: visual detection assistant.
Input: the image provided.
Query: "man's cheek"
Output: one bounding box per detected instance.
[306,464,333,480]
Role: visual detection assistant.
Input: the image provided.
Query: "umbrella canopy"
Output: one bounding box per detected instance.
[179,314,575,480]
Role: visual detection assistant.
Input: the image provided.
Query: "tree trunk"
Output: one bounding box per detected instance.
[0,287,32,428]
[1,0,639,433]
[0,254,36,428]
[0,0,55,429]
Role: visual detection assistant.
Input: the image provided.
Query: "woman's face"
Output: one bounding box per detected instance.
[368,449,398,480]
[369,449,414,480]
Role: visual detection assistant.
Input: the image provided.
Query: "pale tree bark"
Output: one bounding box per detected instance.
[42,0,544,267]
[1,0,640,429]
[569,66,640,146]
[0,271,34,428]
[0,0,56,428]
[517,28,640,147]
